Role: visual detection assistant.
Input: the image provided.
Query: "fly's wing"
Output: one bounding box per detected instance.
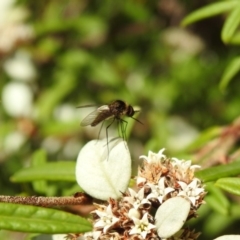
[80,105,113,127]
[80,109,99,126]
[76,104,96,108]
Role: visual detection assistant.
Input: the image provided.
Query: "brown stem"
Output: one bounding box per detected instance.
[0,194,91,207]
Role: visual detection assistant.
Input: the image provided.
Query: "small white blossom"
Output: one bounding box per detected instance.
[177,179,204,206]
[171,157,201,171]
[129,213,156,238]
[124,188,151,209]
[147,177,175,203]
[94,205,119,233]
[139,148,166,163]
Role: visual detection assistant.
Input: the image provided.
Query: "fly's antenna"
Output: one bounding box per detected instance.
[131,116,143,125]
[132,106,143,125]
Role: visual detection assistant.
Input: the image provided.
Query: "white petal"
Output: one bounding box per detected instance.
[178,181,188,190]
[128,208,140,219]
[137,176,146,185]
[76,138,131,200]
[155,197,191,239]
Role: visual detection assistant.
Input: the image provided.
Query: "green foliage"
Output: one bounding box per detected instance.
[182,0,240,90]
[220,56,240,91]
[216,178,240,196]
[0,203,92,233]
[196,161,240,182]
[11,161,76,182]
[0,0,240,239]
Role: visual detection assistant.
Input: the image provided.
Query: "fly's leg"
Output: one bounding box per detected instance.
[118,118,128,150]
[119,118,128,141]
[105,118,116,159]
[96,121,105,144]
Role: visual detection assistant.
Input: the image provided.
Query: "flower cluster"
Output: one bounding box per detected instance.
[75,149,205,240]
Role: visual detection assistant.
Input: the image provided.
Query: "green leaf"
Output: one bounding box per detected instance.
[11,162,76,182]
[222,4,240,43]
[195,160,240,182]
[182,1,239,26]
[0,203,92,233]
[216,177,240,196]
[214,235,240,240]
[228,31,240,44]
[205,183,230,215]
[32,150,49,194]
[220,56,240,91]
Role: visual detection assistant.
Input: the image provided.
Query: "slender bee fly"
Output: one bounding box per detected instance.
[78,99,142,144]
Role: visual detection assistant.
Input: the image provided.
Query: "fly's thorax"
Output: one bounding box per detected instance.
[109,100,127,116]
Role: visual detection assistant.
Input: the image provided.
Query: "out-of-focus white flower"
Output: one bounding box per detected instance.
[41,137,62,154]
[129,213,155,238]
[54,104,78,122]
[0,0,15,24]
[177,179,205,206]
[63,138,82,159]
[139,148,166,163]
[3,50,36,82]
[2,82,33,117]
[3,131,26,153]
[147,177,175,204]
[0,0,34,53]
[94,205,119,233]
[124,188,151,209]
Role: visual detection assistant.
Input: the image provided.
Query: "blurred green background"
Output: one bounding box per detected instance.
[0,0,240,239]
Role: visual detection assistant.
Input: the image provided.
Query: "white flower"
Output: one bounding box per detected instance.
[177,179,205,206]
[147,177,175,203]
[129,213,156,238]
[94,205,119,233]
[139,148,166,163]
[3,50,36,82]
[124,188,151,209]
[2,82,33,117]
[171,157,201,171]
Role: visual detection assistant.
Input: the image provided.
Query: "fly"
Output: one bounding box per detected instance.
[77,99,142,142]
